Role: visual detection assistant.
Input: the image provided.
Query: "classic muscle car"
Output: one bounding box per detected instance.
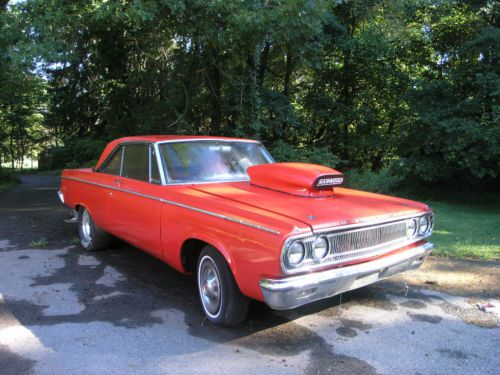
[59,135,434,326]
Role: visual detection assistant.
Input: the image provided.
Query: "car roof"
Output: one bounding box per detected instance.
[95,135,259,170]
[113,135,259,143]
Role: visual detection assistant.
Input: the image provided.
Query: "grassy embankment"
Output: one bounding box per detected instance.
[413,193,499,260]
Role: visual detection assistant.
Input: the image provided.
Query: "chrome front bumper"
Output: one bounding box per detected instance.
[260,242,433,310]
[57,190,65,204]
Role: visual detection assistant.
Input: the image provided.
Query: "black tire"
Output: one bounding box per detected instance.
[197,245,249,327]
[77,207,112,251]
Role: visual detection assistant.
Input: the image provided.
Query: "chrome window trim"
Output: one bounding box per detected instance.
[148,145,152,183]
[119,146,125,176]
[99,141,167,185]
[148,145,162,185]
[61,176,280,235]
[155,138,261,145]
[281,212,433,274]
[153,142,167,185]
[120,142,151,183]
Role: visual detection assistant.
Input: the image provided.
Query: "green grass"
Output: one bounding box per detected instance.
[426,198,500,260]
[30,237,48,248]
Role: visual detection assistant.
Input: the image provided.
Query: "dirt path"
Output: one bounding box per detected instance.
[402,256,500,299]
[0,175,499,375]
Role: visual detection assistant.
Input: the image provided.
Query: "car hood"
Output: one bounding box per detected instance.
[189,182,429,232]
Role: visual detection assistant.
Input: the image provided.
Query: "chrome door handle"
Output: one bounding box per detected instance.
[114,179,122,185]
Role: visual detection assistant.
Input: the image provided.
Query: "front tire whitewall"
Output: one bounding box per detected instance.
[196,245,249,327]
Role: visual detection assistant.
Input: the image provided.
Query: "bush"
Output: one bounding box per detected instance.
[39,137,107,171]
[270,140,340,168]
[344,168,403,195]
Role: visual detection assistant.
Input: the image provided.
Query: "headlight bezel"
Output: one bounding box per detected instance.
[312,236,329,260]
[285,241,306,267]
[406,218,418,238]
[418,215,430,236]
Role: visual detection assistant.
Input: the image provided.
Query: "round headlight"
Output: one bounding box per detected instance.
[406,219,418,238]
[286,241,305,266]
[312,236,329,260]
[418,215,430,235]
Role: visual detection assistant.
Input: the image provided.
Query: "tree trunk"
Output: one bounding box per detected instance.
[10,129,14,169]
[258,41,270,86]
[283,49,293,98]
[185,41,200,124]
[207,59,222,134]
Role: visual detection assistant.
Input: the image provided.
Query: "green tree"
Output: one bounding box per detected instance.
[0,0,498,189]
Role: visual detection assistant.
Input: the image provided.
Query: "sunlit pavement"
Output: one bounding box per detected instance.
[0,176,499,375]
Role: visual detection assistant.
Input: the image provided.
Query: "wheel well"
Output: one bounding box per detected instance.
[181,239,209,273]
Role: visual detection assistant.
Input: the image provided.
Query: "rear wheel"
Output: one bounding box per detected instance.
[197,245,249,327]
[77,207,112,251]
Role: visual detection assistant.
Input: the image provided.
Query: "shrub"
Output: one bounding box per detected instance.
[344,168,403,195]
[270,140,340,168]
[39,137,107,171]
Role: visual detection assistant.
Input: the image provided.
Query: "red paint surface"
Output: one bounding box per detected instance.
[247,162,344,197]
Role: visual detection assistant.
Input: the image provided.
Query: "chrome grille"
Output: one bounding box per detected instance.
[282,215,432,274]
[329,221,407,256]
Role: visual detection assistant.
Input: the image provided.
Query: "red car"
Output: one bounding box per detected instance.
[59,135,434,326]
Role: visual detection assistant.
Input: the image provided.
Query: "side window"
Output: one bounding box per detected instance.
[150,146,161,184]
[100,146,123,176]
[122,144,149,182]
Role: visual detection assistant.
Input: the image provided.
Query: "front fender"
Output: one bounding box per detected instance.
[184,231,237,276]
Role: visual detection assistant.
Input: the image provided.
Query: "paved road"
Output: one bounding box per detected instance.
[0,175,499,375]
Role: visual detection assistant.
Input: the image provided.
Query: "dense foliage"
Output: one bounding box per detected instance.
[0,0,498,190]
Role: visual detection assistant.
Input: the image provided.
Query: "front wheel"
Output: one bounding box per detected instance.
[197,246,249,327]
[77,207,112,251]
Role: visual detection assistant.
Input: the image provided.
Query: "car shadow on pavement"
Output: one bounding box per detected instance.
[4,238,383,374]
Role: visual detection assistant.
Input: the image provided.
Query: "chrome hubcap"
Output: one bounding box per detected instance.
[199,257,221,316]
[81,210,92,245]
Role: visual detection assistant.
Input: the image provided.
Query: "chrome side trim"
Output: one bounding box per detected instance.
[62,176,163,202]
[61,176,280,235]
[159,198,280,234]
[155,179,251,187]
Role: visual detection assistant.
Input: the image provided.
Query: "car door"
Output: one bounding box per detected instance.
[107,143,164,258]
[90,145,126,229]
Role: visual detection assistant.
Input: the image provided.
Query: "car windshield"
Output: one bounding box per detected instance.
[158,140,274,183]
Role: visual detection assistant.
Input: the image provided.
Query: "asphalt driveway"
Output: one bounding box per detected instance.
[0,175,499,374]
